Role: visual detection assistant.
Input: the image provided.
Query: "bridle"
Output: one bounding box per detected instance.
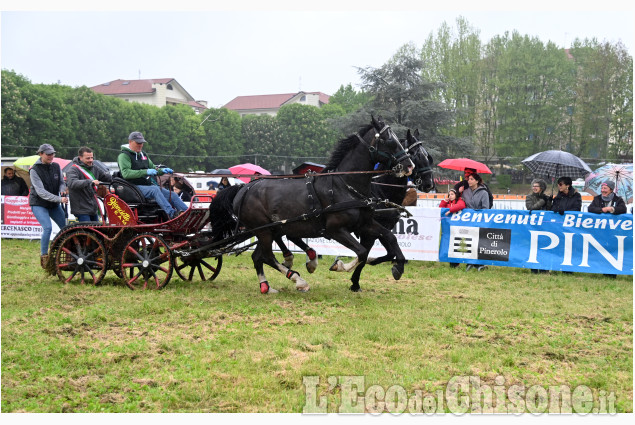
[355,124,410,169]
[406,140,433,177]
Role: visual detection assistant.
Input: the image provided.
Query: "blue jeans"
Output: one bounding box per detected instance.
[76,214,99,222]
[136,185,188,218]
[31,205,67,255]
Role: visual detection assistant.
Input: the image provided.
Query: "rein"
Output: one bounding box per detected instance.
[180,170,394,180]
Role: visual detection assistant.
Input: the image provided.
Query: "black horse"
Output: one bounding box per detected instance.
[331,128,435,271]
[209,116,414,293]
[277,129,435,273]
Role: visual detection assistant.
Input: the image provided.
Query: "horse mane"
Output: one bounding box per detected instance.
[323,123,373,172]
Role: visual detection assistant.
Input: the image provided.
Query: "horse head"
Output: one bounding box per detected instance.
[405,129,435,192]
[365,116,414,177]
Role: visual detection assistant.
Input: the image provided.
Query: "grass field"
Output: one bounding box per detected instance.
[1,238,632,413]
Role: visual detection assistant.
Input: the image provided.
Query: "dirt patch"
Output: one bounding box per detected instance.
[100,393,125,404]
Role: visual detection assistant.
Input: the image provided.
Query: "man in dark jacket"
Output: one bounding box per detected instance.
[66,147,112,222]
[587,180,627,215]
[117,131,188,219]
[1,167,29,196]
[551,176,582,214]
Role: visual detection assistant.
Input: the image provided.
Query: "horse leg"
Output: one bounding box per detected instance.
[373,226,406,280]
[260,233,310,292]
[329,256,360,272]
[252,242,278,294]
[288,237,318,273]
[274,235,294,268]
[327,230,369,292]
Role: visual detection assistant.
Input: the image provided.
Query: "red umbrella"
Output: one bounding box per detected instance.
[437,158,492,174]
[229,163,271,183]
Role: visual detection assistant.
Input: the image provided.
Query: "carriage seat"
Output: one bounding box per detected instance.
[110,177,168,222]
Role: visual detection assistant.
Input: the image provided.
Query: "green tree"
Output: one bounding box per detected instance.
[1,70,31,156]
[22,83,76,158]
[344,43,463,160]
[199,108,243,170]
[241,114,281,170]
[569,39,633,161]
[328,83,372,114]
[486,32,576,160]
[276,103,340,172]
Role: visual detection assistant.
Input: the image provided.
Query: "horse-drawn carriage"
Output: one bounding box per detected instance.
[43,175,245,289]
[43,117,435,293]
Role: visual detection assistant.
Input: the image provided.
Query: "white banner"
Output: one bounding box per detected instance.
[278,207,441,262]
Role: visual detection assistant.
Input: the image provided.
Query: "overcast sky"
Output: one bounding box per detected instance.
[1,2,633,108]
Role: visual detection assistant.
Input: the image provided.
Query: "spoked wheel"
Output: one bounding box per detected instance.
[55,231,107,285]
[174,255,222,282]
[120,234,173,290]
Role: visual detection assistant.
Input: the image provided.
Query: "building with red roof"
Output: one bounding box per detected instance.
[90,78,207,114]
[223,91,330,116]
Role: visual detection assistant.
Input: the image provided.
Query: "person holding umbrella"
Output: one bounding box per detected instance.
[28,144,68,266]
[551,177,582,214]
[587,180,626,215]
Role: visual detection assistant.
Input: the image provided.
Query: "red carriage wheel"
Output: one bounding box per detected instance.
[55,231,107,285]
[174,255,222,282]
[120,234,173,290]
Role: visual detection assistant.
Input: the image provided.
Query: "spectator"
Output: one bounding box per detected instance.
[462,173,491,210]
[587,180,626,215]
[171,177,193,202]
[217,176,232,191]
[66,147,112,222]
[1,167,29,196]
[462,173,490,271]
[526,178,551,274]
[526,178,552,212]
[551,176,582,214]
[550,176,581,275]
[587,180,626,280]
[439,188,466,216]
[454,167,493,210]
[439,188,466,269]
[28,144,68,266]
[117,131,188,220]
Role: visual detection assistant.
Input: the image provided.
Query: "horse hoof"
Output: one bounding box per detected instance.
[349,285,362,292]
[392,266,403,280]
[306,260,317,274]
[260,281,278,294]
[329,257,341,272]
[297,285,310,292]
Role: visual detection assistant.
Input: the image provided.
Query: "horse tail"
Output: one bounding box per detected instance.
[209,184,243,242]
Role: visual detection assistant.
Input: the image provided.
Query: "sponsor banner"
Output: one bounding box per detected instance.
[1,195,62,240]
[440,208,633,275]
[279,207,441,262]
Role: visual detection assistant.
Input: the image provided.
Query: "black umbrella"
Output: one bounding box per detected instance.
[211,168,232,175]
[522,150,592,179]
